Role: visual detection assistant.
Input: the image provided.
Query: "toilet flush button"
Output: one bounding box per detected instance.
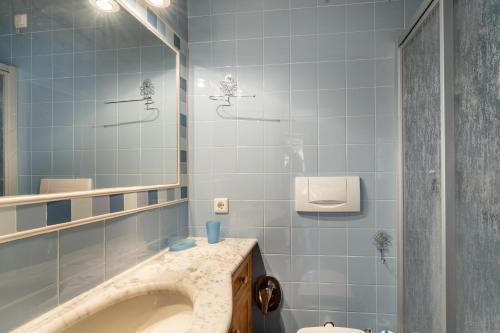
[214,198,229,214]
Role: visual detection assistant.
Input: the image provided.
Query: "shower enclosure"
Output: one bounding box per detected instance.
[397,0,499,332]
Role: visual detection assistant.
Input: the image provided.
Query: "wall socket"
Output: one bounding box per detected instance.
[213,198,229,214]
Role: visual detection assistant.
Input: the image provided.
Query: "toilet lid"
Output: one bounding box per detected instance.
[297,327,365,333]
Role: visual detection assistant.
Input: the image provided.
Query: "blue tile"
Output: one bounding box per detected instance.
[0,232,58,332]
[174,34,181,49]
[180,150,187,163]
[147,8,158,28]
[59,223,104,303]
[105,215,137,278]
[148,190,158,205]
[180,113,187,127]
[47,200,71,225]
[181,186,188,199]
[109,194,124,213]
[180,77,187,91]
[16,203,47,231]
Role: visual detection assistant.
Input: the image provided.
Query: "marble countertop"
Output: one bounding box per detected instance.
[12,237,257,333]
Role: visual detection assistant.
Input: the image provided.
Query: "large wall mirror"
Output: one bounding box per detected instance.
[0,0,180,200]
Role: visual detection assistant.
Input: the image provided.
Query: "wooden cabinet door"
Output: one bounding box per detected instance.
[229,254,252,333]
[229,290,250,333]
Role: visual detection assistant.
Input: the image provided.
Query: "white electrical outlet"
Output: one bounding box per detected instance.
[213,198,229,214]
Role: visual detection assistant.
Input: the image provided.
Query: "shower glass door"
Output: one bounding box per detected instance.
[399,2,443,333]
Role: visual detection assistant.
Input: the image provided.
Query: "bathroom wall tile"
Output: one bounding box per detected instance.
[347,59,374,88]
[320,256,347,284]
[237,39,263,66]
[319,117,346,145]
[317,34,346,62]
[347,116,375,144]
[0,233,58,332]
[375,200,396,229]
[348,256,376,285]
[291,255,319,282]
[263,10,290,37]
[105,215,137,278]
[318,90,346,117]
[291,36,317,63]
[318,61,346,89]
[211,13,235,41]
[318,145,347,173]
[320,311,348,328]
[237,12,263,39]
[319,228,347,255]
[346,31,374,60]
[347,144,375,172]
[137,191,149,208]
[138,209,161,258]
[291,8,317,35]
[320,283,347,311]
[317,5,345,34]
[0,207,16,235]
[264,201,291,227]
[377,258,397,286]
[290,283,319,310]
[375,1,404,30]
[92,195,110,216]
[348,312,377,332]
[265,227,291,254]
[188,16,211,42]
[348,229,376,256]
[59,223,105,303]
[348,285,376,313]
[109,194,125,213]
[292,228,319,255]
[16,203,47,231]
[47,200,71,225]
[346,3,374,32]
[377,286,397,314]
[264,37,290,64]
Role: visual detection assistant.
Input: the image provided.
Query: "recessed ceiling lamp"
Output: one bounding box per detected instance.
[89,0,120,13]
[145,0,171,8]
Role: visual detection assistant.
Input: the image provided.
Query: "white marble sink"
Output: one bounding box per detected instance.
[12,238,257,333]
[60,290,193,333]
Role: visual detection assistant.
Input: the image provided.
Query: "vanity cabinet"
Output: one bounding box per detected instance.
[229,253,252,333]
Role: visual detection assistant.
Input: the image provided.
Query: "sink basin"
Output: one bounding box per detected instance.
[60,290,193,333]
[298,327,365,333]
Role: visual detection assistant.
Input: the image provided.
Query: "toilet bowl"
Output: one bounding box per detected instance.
[297,323,366,333]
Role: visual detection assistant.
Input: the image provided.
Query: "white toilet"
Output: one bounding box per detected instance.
[297,322,368,333]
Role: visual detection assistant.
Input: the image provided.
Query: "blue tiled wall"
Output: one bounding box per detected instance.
[187,0,424,332]
[0,202,188,332]
[0,0,179,194]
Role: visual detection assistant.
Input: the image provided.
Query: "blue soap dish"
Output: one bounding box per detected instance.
[169,239,197,252]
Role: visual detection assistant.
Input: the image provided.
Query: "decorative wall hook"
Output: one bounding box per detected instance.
[373,230,392,264]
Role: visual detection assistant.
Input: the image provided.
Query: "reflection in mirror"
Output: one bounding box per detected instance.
[0,0,179,197]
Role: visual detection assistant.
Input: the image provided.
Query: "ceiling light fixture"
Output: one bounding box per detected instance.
[89,0,120,13]
[145,0,171,8]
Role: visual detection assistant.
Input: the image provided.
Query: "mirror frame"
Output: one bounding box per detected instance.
[0,0,183,208]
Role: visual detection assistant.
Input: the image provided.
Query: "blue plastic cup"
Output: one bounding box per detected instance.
[206,220,221,244]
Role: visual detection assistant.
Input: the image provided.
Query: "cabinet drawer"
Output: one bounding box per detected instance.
[232,255,251,297]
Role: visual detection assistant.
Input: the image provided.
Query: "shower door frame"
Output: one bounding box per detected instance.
[0,63,18,196]
[396,0,455,332]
